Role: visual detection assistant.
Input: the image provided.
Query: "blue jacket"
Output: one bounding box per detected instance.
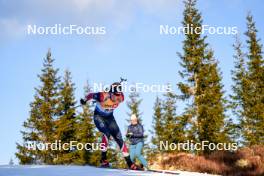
[127,124,144,145]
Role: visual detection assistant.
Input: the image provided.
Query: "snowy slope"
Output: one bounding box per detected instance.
[0,165,218,176]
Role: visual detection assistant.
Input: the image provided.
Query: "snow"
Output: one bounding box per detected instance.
[0,165,218,176]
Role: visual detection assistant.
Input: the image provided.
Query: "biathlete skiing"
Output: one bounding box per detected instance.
[80,79,141,170]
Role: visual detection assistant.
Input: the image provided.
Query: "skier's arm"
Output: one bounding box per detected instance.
[80,92,103,105]
[85,92,103,102]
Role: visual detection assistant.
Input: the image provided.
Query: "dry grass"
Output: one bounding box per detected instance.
[149,145,264,176]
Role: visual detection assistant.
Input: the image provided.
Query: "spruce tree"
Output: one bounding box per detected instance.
[9,158,14,166]
[162,89,186,147]
[151,96,164,149]
[242,14,264,145]
[54,70,77,164]
[177,0,207,144]
[230,36,247,144]
[16,49,60,164]
[162,90,177,146]
[16,100,41,164]
[178,0,228,153]
[196,53,227,146]
[126,88,143,123]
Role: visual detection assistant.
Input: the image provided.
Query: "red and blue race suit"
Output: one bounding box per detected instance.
[85,92,132,166]
[86,92,124,117]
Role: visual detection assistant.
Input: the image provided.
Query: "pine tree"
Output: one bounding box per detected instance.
[74,82,100,165]
[242,14,264,145]
[54,70,77,164]
[178,0,228,153]
[16,49,60,164]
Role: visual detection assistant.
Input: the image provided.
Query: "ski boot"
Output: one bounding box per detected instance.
[100,160,110,168]
[130,163,143,170]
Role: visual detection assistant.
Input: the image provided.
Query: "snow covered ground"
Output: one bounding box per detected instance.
[0,165,218,176]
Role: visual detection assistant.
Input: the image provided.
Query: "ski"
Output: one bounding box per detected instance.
[147,169,180,175]
[98,166,180,175]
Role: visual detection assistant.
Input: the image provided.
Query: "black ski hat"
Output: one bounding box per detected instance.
[110,82,122,94]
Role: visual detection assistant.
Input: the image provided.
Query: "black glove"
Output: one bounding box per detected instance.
[80,98,87,105]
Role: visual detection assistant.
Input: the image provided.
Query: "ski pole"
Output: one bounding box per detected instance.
[74,104,82,109]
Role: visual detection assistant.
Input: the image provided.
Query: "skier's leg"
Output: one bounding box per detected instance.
[93,114,111,163]
[107,116,128,156]
[100,134,110,161]
[135,142,148,168]
[129,144,136,162]
[107,116,134,168]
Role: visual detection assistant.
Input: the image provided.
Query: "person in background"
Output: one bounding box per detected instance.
[126,114,148,170]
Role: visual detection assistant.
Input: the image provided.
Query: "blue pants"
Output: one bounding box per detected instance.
[129,142,148,167]
[93,112,131,167]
